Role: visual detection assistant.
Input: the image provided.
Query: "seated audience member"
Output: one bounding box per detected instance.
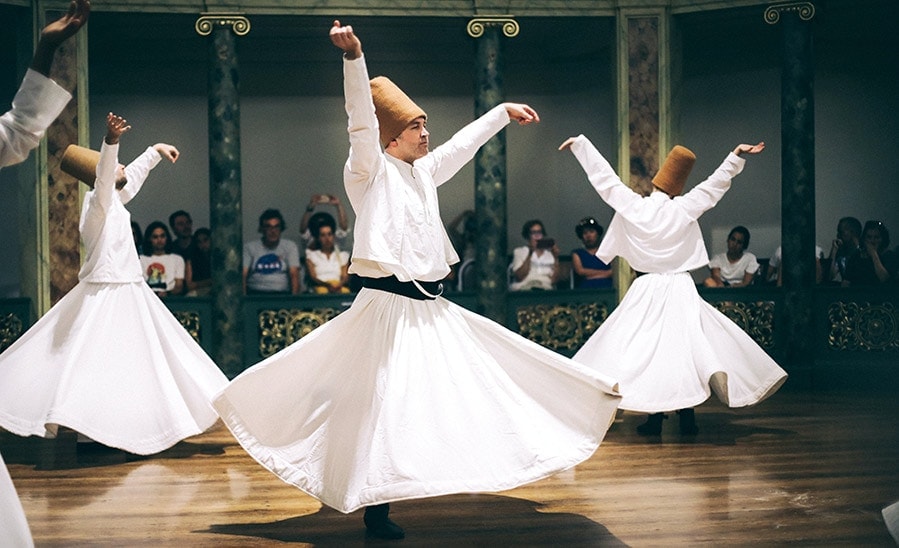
[510,219,560,291]
[842,220,897,287]
[243,209,301,295]
[571,216,613,289]
[826,216,862,284]
[140,221,185,298]
[187,227,212,296]
[299,193,350,249]
[305,214,351,294]
[169,209,206,295]
[766,243,825,286]
[704,225,758,287]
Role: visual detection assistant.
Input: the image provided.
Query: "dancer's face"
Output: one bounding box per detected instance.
[387,117,429,164]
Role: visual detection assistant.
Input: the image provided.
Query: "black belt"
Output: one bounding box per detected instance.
[361,275,443,300]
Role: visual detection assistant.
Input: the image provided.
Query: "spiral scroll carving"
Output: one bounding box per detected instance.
[195,13,251,36]
[764,2,816,24]
[258,307,342,358]
[467,17,519,38]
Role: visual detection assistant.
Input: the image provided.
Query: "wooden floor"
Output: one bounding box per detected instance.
[2,385,898,547]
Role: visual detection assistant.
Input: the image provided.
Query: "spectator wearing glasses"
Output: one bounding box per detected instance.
[243,209,302,294]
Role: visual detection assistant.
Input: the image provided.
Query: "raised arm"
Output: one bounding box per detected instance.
[330,20,362,60]
[30,0,91,77]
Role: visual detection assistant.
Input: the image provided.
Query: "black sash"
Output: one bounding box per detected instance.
[361,275,443,300]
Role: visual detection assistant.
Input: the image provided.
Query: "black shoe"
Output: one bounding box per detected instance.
[636,413,667,436]
[677,408,699,436]
[364,503,405,540]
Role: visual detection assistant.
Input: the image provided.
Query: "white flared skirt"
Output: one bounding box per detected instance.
[574,273,787,413]
[0,281,228,455]
[0,452,32,548]
[214,288,620,514]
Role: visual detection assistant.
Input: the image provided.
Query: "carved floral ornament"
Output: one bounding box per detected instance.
[764,2,816,24]
[195,13,251,36]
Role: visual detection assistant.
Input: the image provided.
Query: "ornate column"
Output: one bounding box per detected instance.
[196,13,249,377]
[616,9,669,301]
[766,2,816,372]
[38,1,88,312]
[468,17,518,324]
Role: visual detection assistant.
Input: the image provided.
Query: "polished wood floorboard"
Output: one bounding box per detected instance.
[2,386,898,546]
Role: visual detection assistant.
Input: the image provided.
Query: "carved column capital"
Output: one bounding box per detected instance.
[195,12,251,36]
[467,16,519,38]
[764,2,816,24]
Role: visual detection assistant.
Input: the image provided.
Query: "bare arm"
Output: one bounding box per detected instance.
[30,0,90,77]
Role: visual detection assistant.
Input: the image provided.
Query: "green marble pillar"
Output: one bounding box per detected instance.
[769,3,816,372]
[200,14,249,377]
[471,20,510,324]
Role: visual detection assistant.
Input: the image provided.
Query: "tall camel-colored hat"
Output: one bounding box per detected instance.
[61,144,100,187]
[370,76,426,149]
[652,145,696,196]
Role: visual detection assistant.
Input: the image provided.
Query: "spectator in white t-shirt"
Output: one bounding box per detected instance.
[139,220,185,298]
[243,209,302,295]
[305,213,351,294]
[704,225,758,288]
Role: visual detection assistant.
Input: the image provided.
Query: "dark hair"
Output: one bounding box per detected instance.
[309,212,337,238]
[194,227,211,239]
[142,220,173,255]
[862,220,890,250]
[168,210,191,230]
[259,209,286,231]
[575,217,604,239]
[728,225,751,249]
[521,219,546,240]
[838,216,862,237]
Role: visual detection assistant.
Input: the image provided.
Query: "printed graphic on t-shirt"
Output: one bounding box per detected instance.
[145,262,166,290]
[254,253,284,275]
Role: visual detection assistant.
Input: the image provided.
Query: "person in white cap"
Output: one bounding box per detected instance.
[560,136,787,437]
[0,113,228,458]
[0,0,90,169]
[213,21,621,541]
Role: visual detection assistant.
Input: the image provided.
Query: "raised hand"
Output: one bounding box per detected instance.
[558,137,578,151]
[733,142,765,156]
[105,113,131,145]
[504,103,540,125]
[153,143,180,163]
[329,20,362,60]
[30,0,91,76]
[40,0,91,48]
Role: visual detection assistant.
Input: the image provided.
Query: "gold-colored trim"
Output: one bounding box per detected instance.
[195,12,251,36]
[764,2,816,24]
[0,313,25,353]
[467,17,519,38]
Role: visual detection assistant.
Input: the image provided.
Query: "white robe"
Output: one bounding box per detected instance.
[0,69,71,169]
[213,56,621,514]
[0,141,228,455]
[567,135,787,412]
[0,68,70,548]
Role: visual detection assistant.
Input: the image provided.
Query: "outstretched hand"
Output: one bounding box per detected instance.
[330,20,362,60]
[105,113,131,145]
[733,142,765,156]
[40,0,90,48]
[558,137,578,151]
[30,0,90,76]
[504,103,540,125]
[153,143,180,163]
